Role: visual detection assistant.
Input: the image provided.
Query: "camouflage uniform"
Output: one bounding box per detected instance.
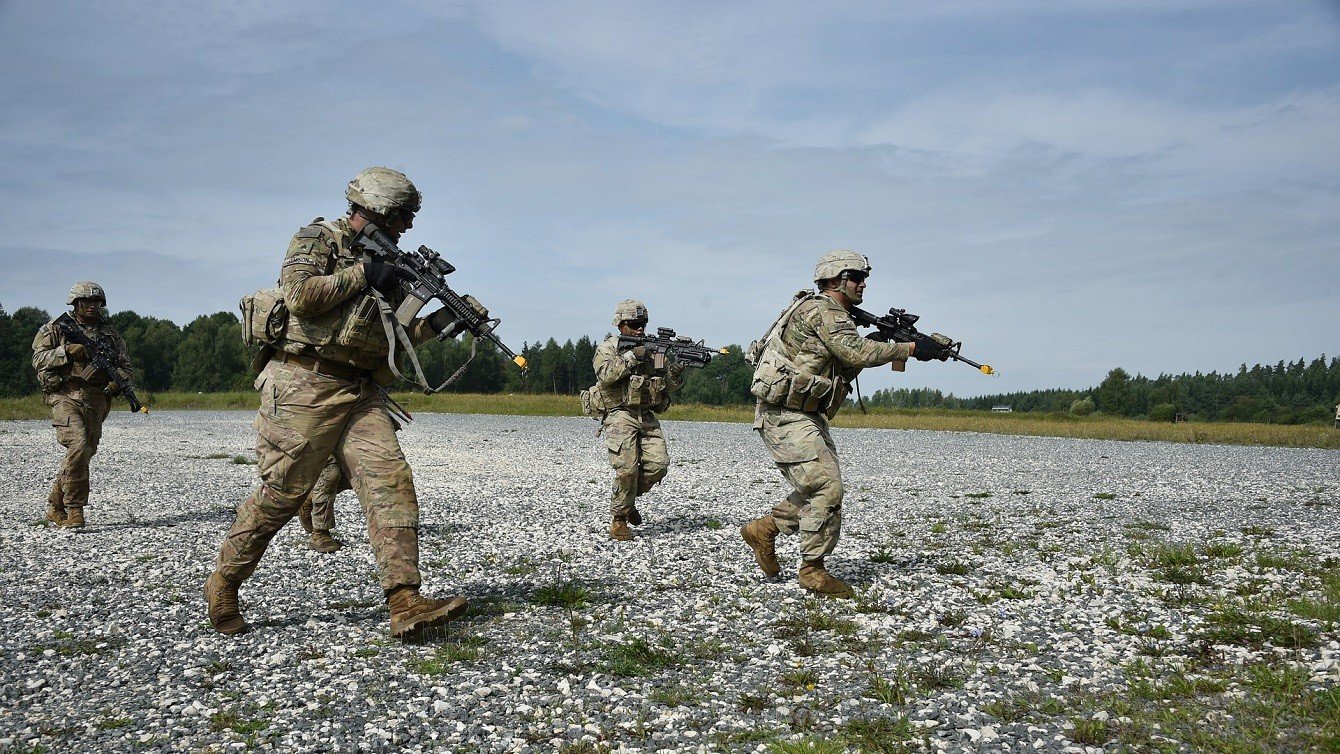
[741,250,921,597]
[752,293,911,561]
[208,166,472,637]
[591,335,686,520]
[214,214,440,590]
[31,305,132,523]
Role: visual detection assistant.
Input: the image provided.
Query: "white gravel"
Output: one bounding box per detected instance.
[0,411,1337,753]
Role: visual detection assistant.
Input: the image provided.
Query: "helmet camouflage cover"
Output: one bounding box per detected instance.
[812,249,871,284]
[612,299,649,326]
[346,166,422,216]
[67,281,107,305]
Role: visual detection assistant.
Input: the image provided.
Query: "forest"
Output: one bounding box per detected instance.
[1,304,1336,424]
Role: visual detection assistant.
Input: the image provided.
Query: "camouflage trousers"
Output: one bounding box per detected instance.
[306,455,349,532]
[46,391,110,510]
[603,408,669,516]
[216,360,421,591]
[755,404,843,561]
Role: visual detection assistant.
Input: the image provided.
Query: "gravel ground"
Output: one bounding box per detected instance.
[1,411,1337,753]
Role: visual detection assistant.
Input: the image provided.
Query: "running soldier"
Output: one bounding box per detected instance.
[740,250,946,597]
[587,300,686,540]
[205,166,486,639]
[31,282,135,529]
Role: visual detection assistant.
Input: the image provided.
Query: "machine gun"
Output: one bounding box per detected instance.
[54,314,149,413]
[353,223,527,392]
[617,328,728,368]
[849,306,996,376]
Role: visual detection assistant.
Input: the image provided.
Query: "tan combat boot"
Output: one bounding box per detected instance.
[609,515,634,541]
[298,500,314,534]
[310,531,343,553]
[387,585,468,639]
[627,505,642,527]
[798,559,854,599]
[740,515,781,577]
[61,507,86,529]
[204,571,250,635]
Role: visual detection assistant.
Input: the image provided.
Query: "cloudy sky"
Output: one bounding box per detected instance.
[1,0,1336,397]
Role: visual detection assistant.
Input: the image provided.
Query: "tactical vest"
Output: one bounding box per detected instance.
[276,219,397,368]
[581,338,671,417]
[747,292,849,418]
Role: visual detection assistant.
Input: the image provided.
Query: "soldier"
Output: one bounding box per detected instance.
[739,250,947,597]
[588,300,686,541]
[31,282,134,529]
[204,166,486,639]
[297,456,346,553]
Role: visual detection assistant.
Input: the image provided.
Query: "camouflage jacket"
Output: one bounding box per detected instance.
[776,293,911,380]
[31,316,132,400]
[591,335,686,414]
[278,216,436,370]
[751,292,911,417]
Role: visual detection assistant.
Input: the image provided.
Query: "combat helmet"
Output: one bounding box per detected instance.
[813,249,871,284]
[67,281,107,306]
[612,299,649,326]
[346,167,422,217]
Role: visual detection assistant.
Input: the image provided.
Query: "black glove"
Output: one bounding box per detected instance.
[363,262,413,296]
[426,307,457,335]
[913,334,951,362]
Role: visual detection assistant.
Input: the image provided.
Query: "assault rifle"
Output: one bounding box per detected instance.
[849,306,996,376]
[353,223,528,392]
[54,314,149,413]
[618,328,729,368]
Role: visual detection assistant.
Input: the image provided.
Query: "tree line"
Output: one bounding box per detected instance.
[2,304,1336,424]
[866,359,1340,424]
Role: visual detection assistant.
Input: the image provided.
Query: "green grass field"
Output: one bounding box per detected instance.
[2,391,1336,449]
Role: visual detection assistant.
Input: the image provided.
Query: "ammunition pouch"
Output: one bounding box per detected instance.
[580,388,602,419]
[583,373,669,416]
[240,288,288,348]
[281,292,393,359]
[751,347,845,415]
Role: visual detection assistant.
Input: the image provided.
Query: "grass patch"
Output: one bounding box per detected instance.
[1195,604,1317,649]
[869,546,896,563]
[934,560,972,576]
[407,635,489,673]
[530,582,591,609]
[604,638,680,677]
[209,703,270,734]
[838,716,917,752]
[1202,541,1243,559]
[1069,718,1111,746]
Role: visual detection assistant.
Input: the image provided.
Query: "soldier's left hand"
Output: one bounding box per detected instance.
[426,307,457,335]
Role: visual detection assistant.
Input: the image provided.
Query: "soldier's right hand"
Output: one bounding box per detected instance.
[624,345,648,363]
[363,262,414,296]
[65,343,87,361]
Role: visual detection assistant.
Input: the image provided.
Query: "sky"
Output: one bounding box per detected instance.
[1,0,1337,398]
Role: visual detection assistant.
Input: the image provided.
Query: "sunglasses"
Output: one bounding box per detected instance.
[842,271,868,283]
